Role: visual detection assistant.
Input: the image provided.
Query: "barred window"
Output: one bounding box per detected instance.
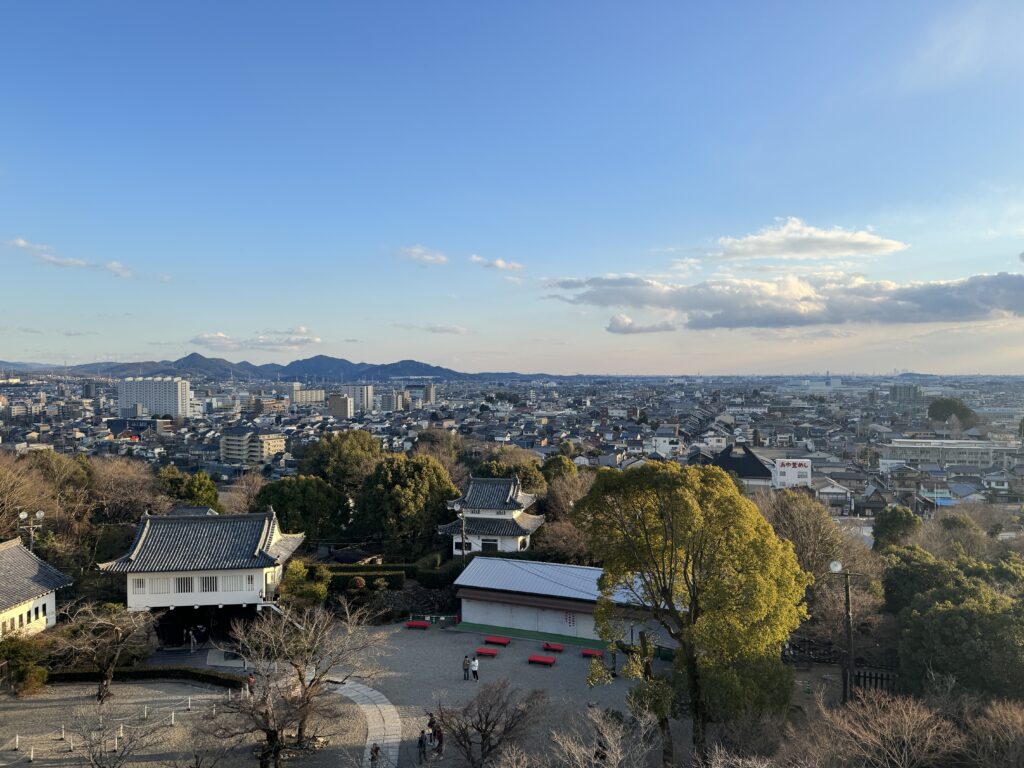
[200,576,218,593]
[175,577,194,594]
[222,574,243,592]
[132,578,146,595]
[150,578,171,595]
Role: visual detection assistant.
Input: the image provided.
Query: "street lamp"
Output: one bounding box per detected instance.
[18,510,45,552]
[830,560,855,703]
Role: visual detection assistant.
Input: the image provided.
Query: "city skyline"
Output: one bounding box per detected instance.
[3,1,1024,374]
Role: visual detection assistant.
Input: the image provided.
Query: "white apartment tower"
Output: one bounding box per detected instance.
[339,384,374,413]
[118,377,191,418]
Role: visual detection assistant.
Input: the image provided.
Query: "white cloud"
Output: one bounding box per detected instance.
[554,270,1024,330]
[158,273,173,283]
[393,322,469,335]
[191,327,322,352]
[606,314,677,334]
[105,261,132,278]
[469,254,524,271]
[398,245,449,265]
[714,217,907,263]
[36,252,90,268]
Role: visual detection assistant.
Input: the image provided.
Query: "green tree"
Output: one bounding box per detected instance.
[299,430,382,502]
[157,467,223,512]
[354,455,459,560]
[254,475,346,540]
[872,505,921,551]
[277,560,329,607]
[476,447,547,494]
[541,454,577,484]
[573,463,811,765]
[881,546,967,614]
[928,397,977,426]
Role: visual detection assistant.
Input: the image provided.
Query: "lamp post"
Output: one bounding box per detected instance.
[830,560,855,703]
[18,510,45,552]
[454,502,467,565]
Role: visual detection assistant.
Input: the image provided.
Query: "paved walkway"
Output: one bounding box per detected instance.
[332,681,401,768]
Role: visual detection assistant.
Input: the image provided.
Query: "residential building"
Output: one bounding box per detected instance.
[772,458,812,489]
[438,476,545,554]
[118,377,191,418]
[288,382,325,406]
[220,426,286,466]
[339,384,374,413]
[328,394,355,419]
[0,538,73,638]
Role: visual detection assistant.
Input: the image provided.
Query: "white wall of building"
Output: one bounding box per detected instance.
[124,567,282,611]
[118,377,191,418]
[452,534,529,556]
[0,592,58,638]
[461,598,599,640]
[772,459,812,489]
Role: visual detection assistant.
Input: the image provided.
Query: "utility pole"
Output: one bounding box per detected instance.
[830,560,856,703]
[460,510,467,566]
[18,510,45,552]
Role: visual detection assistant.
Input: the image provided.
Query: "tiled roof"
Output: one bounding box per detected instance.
[98,511,304,573]
[437,512,545,538]
[453,477,537,511]
[0,538,73,611]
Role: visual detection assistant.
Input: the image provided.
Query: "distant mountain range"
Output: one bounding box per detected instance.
[0,353,551,382]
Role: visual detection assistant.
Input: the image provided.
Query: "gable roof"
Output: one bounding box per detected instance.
[707,443,773,479]
[0,538,73,611]
[438,512,545,538]
[98,510,304,573]
[455,557,611,604]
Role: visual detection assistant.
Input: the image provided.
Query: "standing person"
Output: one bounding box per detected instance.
[427,712,437,745]
[462,655,470,681]
[369,742,381,765]
[246,673,256,695]
[417,730,428,764]
[434,725,445,756]
[471,656,479,681]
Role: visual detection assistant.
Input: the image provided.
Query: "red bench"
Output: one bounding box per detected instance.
[405,620,430,630]
[475,647,498,657]
[528,655,556,666]
[542,642,564,652]
[581,648,604,658]
[484,635,511,646]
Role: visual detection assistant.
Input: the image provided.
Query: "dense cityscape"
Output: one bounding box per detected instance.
[5,1,1024,767]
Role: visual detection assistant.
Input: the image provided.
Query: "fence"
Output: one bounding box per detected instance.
[852,669,898,693]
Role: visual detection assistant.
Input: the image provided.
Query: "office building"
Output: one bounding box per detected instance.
[328,394,355,419]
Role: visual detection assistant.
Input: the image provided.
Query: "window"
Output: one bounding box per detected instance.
[246,574,255,590]
[19,614,23,627]
[200,576,218,593]
[175,577,194,594]
[41,604,46,617]
[34,607,39,621]
[519,538,528,551]
[132,578,146,595]
[481,539,499,552]
[150,578,171,595]
[26,610,31,623]
[564,611,576,627]
[223,574,243,592]
[454,541,473,551]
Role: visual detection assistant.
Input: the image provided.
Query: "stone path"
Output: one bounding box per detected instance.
[332,681,401,767]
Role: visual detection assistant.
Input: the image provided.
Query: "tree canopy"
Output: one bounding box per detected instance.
[476,447,547,494]
[353,455,459,559]
[299,430,382,502]
[872,505,922,551]
[928,397,977,426]
[573,462,811,763]
[156,466,223,512]
[253,475,346,540]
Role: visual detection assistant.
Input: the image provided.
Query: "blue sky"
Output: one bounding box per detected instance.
[2,1,1024,374]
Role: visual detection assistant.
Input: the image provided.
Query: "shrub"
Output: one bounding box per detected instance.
[349,576,367,590]
[417,559,465,589]
[329,571,406,593]
[415,551,443,571]
[17,665,48,696]
[49,666,243,687]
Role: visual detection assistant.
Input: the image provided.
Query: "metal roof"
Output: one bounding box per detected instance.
[455,557,622,604]
[98,511,304,573]
[0,538,73,610]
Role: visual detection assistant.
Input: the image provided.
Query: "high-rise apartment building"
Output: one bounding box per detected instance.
[287,382,325,406]
[339,384,374,413]
[118,377,191,418]
[220,427,286,466]
[328,394,355,419]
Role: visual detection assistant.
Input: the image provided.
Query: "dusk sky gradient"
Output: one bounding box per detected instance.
[2,1,1024,374]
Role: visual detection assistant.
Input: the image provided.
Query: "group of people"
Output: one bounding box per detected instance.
[418,713,444,763]
[461,655,480,681]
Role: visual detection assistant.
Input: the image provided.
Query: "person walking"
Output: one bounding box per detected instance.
[427,712,437,745]
[417,730,428,764]
[369,742,381,765]
[471,656,479,681]
[462,655,470,681]
[434,725,445,756]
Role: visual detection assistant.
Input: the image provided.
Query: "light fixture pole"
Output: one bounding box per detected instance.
[18,510,45,552]
[454,503,467,565]
[830,560,855,703]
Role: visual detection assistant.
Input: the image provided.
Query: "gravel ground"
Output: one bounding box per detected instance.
[0,681,365,768]
[367,623,676,766]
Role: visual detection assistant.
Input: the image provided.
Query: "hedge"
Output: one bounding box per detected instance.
[416,559,465,589]
[327,571,407,593]
[326,563,420,579]
[49,666,245,688]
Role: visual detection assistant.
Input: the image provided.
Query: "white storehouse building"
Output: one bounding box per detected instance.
[0,538,73,638]
[438,476,544,555]
[99,507,304,641]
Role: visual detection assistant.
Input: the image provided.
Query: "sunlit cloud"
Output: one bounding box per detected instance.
[398,245,449,265]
